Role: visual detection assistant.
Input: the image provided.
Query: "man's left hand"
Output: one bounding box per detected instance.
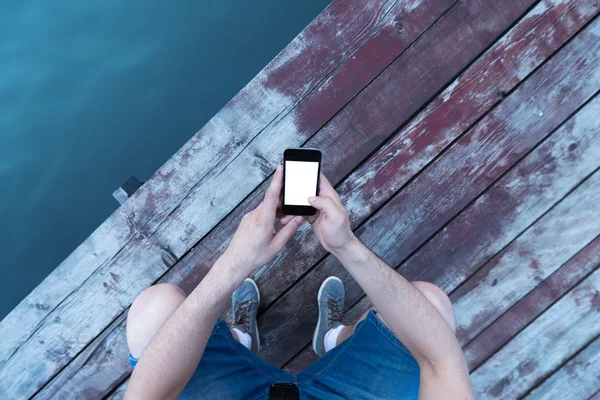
[224,164,304,278]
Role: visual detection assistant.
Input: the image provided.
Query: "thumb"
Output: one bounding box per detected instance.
[271,216,304,251]
[308,196,338,216]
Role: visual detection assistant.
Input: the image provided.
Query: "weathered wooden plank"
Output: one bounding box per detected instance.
[452,167,600,347]
[105,379,128,400]
[34,314,130,399]
[464,235,600,371]
[471,268,600,399]
[0,0,401,371]
[258,16,600,366]
[524,336,600,400]
[283,346,315,375]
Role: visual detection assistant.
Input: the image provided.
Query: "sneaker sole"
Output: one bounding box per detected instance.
[244,278,261,352]
[312,276,343,355]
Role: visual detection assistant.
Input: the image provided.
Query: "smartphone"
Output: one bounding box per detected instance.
[282,148,322,216]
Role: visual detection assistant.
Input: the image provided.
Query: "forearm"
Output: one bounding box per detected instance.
[333,237,464,368]
[125,255,245,400]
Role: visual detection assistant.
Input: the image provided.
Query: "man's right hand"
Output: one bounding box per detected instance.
[305,174,355,254]
[280,173,353,253]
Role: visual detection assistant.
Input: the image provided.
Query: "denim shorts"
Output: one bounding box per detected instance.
[130,311,420,399]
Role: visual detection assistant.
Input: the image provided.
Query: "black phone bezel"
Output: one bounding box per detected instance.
[269,383,300,400]
[282,148,321,216]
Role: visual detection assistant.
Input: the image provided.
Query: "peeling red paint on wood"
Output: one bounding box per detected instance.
[452,168,600,347]
[524,337,600,400]
[464,235,600,371]
[471,269,600,399]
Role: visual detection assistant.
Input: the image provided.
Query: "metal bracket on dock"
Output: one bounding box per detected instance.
[160,245,178,268]
[113,176,144,205]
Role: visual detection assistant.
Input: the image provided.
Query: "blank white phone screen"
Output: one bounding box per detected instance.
[284,161,319,206]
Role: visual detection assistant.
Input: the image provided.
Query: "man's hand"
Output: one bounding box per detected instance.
[225,164,304,277]
[304,173,355,254]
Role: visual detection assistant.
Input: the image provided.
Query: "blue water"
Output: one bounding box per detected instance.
[0,0,330,319]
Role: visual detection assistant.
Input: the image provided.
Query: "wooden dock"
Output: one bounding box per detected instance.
[2,0,600,398]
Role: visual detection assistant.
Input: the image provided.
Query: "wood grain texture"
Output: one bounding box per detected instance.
[452,168,600,347]
[105,380,128,400]
[525,336,600,400]
[590,391,600,400]
[0,0,400,373]
[471,268,600,399]
[258,12,600,366]
[464,234,600,371]
[283,345,315,375]
[34,314,130,399]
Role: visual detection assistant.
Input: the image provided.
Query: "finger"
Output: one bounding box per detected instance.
[279,215,294,225]
[318,173,342,205]
[306,214,317,224]
[263,164,283,215]
[308,196,339,217]
[271,216,304,251]
[276,200,285,219]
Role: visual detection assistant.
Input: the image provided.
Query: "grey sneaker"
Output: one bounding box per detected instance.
[313,276,345,356]
[232,278,260,354]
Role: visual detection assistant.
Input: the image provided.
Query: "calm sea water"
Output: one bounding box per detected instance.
[0,0,330,319]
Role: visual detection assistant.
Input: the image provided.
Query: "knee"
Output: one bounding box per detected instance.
[126,284,186,358]
[411,281,456,332]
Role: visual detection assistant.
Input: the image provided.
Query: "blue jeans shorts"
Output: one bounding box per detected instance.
[130,311,420,399]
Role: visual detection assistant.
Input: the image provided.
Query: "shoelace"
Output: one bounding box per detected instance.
[326,297,343,329]
[234,299,253,332]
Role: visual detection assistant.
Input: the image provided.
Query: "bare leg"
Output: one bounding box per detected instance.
[127,284,186,358]
[336,281,456,346]
[127,283,243,359]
